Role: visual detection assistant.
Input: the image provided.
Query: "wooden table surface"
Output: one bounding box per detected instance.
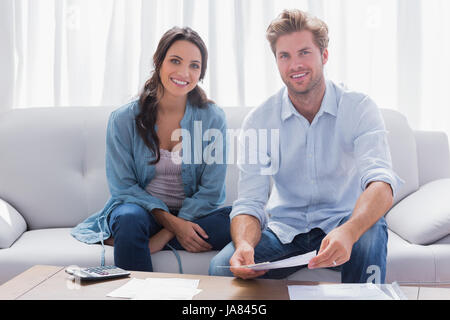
[0,265,449,300]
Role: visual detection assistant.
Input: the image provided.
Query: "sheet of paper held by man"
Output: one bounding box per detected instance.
[218,250,316,271]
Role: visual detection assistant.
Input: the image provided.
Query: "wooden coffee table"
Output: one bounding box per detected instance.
[0,265,449,300]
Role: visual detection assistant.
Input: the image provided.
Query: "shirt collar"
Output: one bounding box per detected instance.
[180,99,192,128]
[319,80,338,117]
[280,80,338,122]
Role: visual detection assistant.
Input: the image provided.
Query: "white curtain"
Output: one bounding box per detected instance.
[1,0,449,136]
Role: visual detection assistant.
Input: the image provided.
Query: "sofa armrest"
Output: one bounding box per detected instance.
[0,198,27,248]
[414,130,450,186]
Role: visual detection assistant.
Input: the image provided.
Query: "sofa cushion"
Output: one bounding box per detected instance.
[0,108,113,230]
[222,107,252,206]
[0,198,27,249]
[384,229,438,283]
[0,227,217,284]
[380,109,419,204]
[386,178,450,245]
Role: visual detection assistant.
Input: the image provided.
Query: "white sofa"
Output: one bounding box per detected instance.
[0,106,449,286]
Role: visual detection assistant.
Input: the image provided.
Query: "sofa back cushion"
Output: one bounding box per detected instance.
[0,107,113,229]
[380,109,419,204]
[0,106,251,229]
[0,106,422,229]
[222,107,251,206]
[414,131,450,186]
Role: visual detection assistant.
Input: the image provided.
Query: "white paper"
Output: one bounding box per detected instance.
[107,278,202,300]
[107,278,146,299]
[133,286,202,300]
[288,283,399,300]
[219,250,316,271]
[145,278,199,289]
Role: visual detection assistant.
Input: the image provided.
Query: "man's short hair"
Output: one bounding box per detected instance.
[266,9,329,55]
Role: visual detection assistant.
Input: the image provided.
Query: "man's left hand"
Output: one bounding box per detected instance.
[308,224,356,269]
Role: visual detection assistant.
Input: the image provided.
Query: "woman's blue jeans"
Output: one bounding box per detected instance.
[209,215,388,283]
[108,203,232,272]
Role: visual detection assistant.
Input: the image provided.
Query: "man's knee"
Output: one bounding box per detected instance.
[342,219,388,283]
[208,242,235,277]
[354,218,388,253]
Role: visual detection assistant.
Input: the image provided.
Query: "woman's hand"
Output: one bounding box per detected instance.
[149,228,175,254]
[171,218,212,253]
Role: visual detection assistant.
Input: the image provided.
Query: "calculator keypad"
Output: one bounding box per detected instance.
[83,266,128,276]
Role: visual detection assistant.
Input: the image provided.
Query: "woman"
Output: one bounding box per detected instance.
[71,27,231,272]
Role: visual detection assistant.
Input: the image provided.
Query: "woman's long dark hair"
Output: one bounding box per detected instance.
[136,27,212,165]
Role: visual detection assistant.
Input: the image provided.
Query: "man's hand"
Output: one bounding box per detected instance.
[308,181,393,269]
[229,242,267,279]
[308,224,356,269]
[171,218,212,253]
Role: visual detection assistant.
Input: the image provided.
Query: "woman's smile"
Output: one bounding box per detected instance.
[170,77,190,87]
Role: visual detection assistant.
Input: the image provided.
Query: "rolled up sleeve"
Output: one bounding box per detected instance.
[353,98,404,199]
[229,116,271,230]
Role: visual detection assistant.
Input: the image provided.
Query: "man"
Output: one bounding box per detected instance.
[209,9,403,283]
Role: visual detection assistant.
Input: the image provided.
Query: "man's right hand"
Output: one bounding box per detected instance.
[229,242,267,279]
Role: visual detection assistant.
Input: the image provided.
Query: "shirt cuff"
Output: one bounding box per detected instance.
[361,169,405,199]
[230,203,268,231]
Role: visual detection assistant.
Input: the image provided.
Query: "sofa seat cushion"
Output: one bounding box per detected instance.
[385,229,439,283]
[386,178,450,245]
[154,251,217,276]
[0,228,114,284]
[0,228,218,284]
[1,228,448,285]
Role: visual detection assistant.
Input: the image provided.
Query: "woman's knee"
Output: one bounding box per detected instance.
[194,207,232,249]
[214,206,232,216]
[109,203,151,234]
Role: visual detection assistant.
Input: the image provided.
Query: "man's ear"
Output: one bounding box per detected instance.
[322,48,329,65]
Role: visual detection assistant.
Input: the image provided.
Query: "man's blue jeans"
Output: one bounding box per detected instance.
[108,203,232,272]
[209,215,388,283]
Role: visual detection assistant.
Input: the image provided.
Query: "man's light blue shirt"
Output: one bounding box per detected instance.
[230,80,403,244]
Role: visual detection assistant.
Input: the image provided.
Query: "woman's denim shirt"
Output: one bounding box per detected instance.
[71,99,227,263]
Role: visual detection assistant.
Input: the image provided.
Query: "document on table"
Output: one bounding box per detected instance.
[288,282,407,300]
[107,278,202,300]
[218,250,316,271]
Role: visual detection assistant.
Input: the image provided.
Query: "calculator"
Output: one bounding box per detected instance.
[65,265,131,281]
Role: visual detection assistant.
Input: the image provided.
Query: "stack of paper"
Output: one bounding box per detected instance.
[107,278,202,300]
[288,283,407,300]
